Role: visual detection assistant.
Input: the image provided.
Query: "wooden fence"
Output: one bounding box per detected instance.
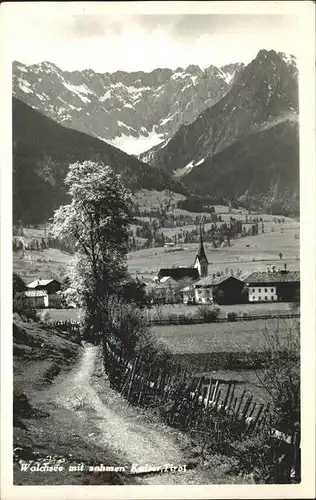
[102,339,300,481]
[50,320,81,342]
[148,312,300,326]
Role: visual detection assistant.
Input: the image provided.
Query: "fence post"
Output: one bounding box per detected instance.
[204,377,213,410]
[223,382,232,411]
[251,404,265,436]
[236,390,246,415]
[126,356,138,402]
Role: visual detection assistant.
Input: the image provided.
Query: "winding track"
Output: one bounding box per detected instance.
[34,344,215,484]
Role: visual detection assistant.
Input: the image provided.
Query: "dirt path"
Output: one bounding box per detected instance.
[31,344,220,484]
[56,345,184,465]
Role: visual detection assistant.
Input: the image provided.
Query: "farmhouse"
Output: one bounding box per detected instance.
[181,275,245,305]
[149,276,197,304]
[153,276,181,304]
[246,268,300,302]
[25,278,61,308]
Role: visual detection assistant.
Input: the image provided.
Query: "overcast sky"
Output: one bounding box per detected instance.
[9,12,299,72]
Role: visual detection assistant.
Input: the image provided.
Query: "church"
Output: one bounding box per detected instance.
[155,229,244,304]
[157,227,209,282]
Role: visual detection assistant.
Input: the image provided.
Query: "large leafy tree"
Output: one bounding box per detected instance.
[52,161,146,344]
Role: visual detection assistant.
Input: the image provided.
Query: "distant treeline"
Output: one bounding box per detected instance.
[12,233,75,254]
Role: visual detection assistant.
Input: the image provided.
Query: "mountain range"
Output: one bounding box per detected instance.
[141,50,299,214]
[12,60,243,155]
[12,49,299,222]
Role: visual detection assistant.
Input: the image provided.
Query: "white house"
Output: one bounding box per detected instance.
[245,269,300,302]
[248,285,277,302]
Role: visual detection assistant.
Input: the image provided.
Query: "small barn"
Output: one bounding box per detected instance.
[24,290,48,308]
[25,278,61,308]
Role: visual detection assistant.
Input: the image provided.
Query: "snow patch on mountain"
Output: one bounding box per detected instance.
[109,129,164,155]
[61,81,93,103]
[195,158,205,166]
[100,90,111,101]
[69,104,83,111]
[17,78,33,94]
[117,121,136,132]
[174,161,195,179]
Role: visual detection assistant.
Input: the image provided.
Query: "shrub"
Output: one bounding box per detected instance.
[253,320,300,433]
[228,432,289,483]
[40,310,51,324]
[166,313,179,323]
[13,273,26,295]
[227,312,237,322]
[196,305,220,322]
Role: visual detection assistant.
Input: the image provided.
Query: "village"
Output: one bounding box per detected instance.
[22,229,300,314]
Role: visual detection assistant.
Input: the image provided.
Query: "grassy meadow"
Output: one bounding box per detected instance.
[128,223,299,278]
[14,218,299,286]
[151,317,297,355]
[13,248,73,284]
[146,301,296,319]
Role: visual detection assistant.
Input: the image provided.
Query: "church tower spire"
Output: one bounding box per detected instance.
[194,225,209,277]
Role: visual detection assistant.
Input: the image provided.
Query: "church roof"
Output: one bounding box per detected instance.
[158,267,199,281]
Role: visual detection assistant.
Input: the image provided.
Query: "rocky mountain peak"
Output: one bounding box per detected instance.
[13,59,237,155]
[144,47,299,176]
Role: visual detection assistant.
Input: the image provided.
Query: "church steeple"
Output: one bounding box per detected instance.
[194,225,209,277]
[197,225,208,264]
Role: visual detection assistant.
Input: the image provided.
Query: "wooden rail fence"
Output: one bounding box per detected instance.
[102,339,300,481]
[104,340,277,437]
[148,312,300,326]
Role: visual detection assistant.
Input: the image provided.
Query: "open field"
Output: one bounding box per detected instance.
[193,369,272,405]
[13,248,73,284]
[38,308,80,322]
[128,224,300,277]
[14,221,299,287]
[151,317,298,354]
[156,213,297,240]
[38,301,297,324]
[131,189,186,211]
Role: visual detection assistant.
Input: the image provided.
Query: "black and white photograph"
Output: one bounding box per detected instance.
[1,1,315,499]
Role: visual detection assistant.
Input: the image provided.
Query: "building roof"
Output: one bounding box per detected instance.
[135,276,155,287]
[27,278,59,289]
[25,290,47,297]
[195,275,243,287]
[245,270,300,285]
[159,276,173,284]
[156,277,179,289]
[158,267,199,281]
